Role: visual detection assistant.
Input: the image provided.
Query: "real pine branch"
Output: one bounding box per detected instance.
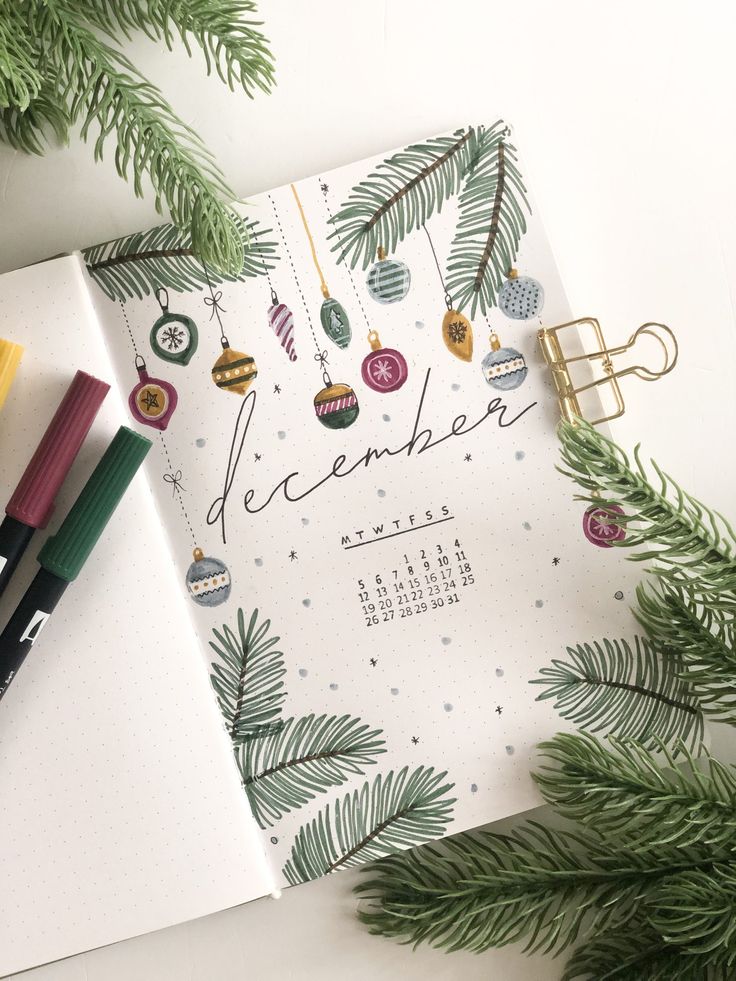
[71,0,275,96]
[648,863,736,959]
[558,419,736,600]
[531,635,704,751]
[357,822,715,958]
[534,732,736,852]
[0,78,71,154]
[0,6,43,110]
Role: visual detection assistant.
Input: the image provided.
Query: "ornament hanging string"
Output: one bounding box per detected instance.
[320,181,371,330]
[202,262,228,344]
[119,300,140,356]
[290,183,330,299]
[160,435,196,547]
[269,192,332,384]
[423,225,453,310]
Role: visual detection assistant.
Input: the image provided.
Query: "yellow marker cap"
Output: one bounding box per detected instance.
[0,338,24,411]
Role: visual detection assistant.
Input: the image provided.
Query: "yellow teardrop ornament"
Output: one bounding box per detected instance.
[441,309,473,362]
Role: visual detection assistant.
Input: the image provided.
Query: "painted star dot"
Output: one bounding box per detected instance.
[274,384,281,394]
[411,736,420,745]
[369,657,378,667]
[254,452,262,462]
[495,705,503,715]
[552,557,560,566]
[289,549,297,561]
[141,389,159,410]
[464,453,472,462]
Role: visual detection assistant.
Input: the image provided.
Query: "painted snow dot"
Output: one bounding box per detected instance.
[270,836,278,844]
[495,668,504,677]
[515,450,525,461]
[298,668,308,678]
[583,504,626,547]
[390,687,399,695]
[441,637,452,646]
[302,598,311,607]
[523,521,532,530]
[278,431,286,440]
[451,383,461,392]
[195,437,206,447]
[415,320,424,330]
[443,702,454,712]
[615,590,624,600]
[470,783,478,793]
[505,745,515,755]
[301,518,309,526]
[329,683,339,690]
[377,489,386,498]
[535,599,544,608]
[382,413,391,422]
[254,557,264,567]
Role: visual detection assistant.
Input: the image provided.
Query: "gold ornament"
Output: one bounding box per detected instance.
[211,337,258,395]
[442,309,474,362]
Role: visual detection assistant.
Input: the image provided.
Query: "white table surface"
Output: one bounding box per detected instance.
[2,2,735,978]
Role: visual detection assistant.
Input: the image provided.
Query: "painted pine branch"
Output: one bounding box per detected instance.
[531,635,704,752]
[83,216,277,301]
[236,713,386,828]
[209,607,286,745]
[444,124,531,317]
[558,419,736,602]
[283,766,455,884]
[327,125,485,270]
[534,733,736,852]
[358,822,713,958]
[636,583,736,723]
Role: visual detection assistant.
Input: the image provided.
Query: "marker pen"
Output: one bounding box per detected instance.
[0,426,151,702]
[0,338,24,413]
[0,370,109,598]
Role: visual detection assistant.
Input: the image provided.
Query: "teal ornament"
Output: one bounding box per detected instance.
[498,269,544,321]
[481,333,528,391]
[150,287,198,365]
[366,247,411,304]
[320,296,351,349]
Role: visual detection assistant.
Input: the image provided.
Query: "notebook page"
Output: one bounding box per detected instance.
[84,124,644,889]
[0,256,274,977]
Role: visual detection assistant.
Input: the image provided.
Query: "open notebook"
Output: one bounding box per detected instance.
[0,123,642,975]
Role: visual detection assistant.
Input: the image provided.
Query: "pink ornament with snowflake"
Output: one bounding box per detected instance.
[582,504,626,548]
[361,330,408,394]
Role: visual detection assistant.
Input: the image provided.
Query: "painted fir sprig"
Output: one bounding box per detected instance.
[532,635,704,752]
[237,713,386,828]
[83,216,277,301]
[284,766,455,885]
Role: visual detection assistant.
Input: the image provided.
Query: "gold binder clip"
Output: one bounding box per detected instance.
[537,318,678,425]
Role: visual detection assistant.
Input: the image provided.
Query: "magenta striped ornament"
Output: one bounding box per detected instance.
[267,295,297,362]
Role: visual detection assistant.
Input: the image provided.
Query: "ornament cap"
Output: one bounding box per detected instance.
[134,354,148,376]
[489,332,501,352]
[220,336,229,350]
[377,246,387,260]
[192,547,204,562]
[507,268,518,280]
[155,286,169,312]
[367,330,382,352]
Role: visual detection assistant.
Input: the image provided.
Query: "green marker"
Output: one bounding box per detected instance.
[0,427,151,702]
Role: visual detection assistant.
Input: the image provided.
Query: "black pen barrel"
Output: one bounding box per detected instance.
[0,568,68,701]
[0,515,34,598]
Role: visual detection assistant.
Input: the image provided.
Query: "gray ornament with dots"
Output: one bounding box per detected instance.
[498,270,544,320]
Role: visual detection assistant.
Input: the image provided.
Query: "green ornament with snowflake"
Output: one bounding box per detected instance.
[149,287,199,366]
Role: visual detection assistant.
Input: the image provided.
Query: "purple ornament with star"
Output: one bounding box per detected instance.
[361,330,408,394]
[583,504,626,548]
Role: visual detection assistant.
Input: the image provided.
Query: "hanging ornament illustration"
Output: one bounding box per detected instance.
[186,547,232,606]
[481,331,528,391]
[291,183,352,349]
[423,226,474,362]
[149,287,198,365]
[498,268,545,321]
[361,330,408,393]
[366,246,411,304]
[202,271,258,396]
[266,288,297,362]
[583,504,626,548]
[128,355,178,430]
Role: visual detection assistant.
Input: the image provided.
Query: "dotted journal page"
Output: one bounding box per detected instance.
[0,257,276,977]
[85,124,645,890]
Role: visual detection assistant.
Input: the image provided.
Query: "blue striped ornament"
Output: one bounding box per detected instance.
[366,250,411,304]
[481,333,528,391]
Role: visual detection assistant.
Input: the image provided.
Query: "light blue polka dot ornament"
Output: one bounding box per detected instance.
[366,247,411,304]
[481,332,528,391]
[498,268,544,321]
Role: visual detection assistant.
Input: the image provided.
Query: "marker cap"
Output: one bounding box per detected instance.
[0,338,24,411]
[6,370,110,528]
[38,427,151,582]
